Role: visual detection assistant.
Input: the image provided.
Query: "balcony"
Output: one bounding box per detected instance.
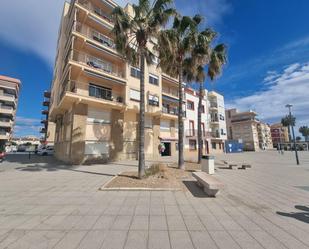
[0,93,16,103]
[162,106,178,116]
[185,129,209,138]
[0,131,10,140]
[0,105,14,115]
[59,80,124,110]
[43,100,50,107]
[74,22,116,52]
[40,128,46,134]
[0,119,12,128]
[210,117,219,124]
[76,0,114,29]
[209,102,218,109]
[44,91,51,98]
[211,131,220,138]
[71,51,125,80]
[41,110,49,115]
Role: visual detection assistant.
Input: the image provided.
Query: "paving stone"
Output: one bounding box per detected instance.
[169,230,195,249]
[124,230,148,249]
[183,215,206,231]
[111,215,133,230]
[190,231,218,249]
[101,230,127,249]
[209,230,241,249]
[149,215,168,230]
[166,215,187,231]
[130,215,149,230]
[77,230,107,249]
[53,230,87,249]
[148,231,171,249]
[93,215,116,230]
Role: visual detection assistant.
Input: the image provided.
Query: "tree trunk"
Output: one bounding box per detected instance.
[197,82,203,164]
[178,65,185,169]
[138,51,146,178]
[288,126,291,142]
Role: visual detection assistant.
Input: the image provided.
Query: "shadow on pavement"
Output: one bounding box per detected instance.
[183,180,210,198]
[277,205,309,224]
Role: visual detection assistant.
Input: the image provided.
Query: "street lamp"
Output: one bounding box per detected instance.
[285,104,300,165]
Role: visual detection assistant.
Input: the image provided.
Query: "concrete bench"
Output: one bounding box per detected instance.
[229,164,238,170]
[239,164,252,170]
[192,172,224,197]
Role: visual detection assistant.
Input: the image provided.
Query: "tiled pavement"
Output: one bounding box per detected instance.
[0,151,308,249]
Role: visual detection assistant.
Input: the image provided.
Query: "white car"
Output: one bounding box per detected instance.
[38,146,54,156]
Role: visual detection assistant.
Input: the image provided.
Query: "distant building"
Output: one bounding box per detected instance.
[257,122,273,150]
[270,123,289,147]
[0,75,21,146]
[225,109,260,151]
[12,136,41,146]
[40,91,55,144]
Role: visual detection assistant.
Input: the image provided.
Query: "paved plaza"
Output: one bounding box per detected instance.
[0,151,308,249]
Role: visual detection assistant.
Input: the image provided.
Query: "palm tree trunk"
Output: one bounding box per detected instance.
[138,51,146,178]
[178,65,185,170]
[197,82,203,164]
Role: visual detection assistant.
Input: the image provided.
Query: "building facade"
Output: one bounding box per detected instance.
[184,89,227,162]
[270,123,289,147]
[41,91,56,144]
[257,122,273,150]
[226,109,260,151]
[0,75,20,146]
[208,91,227,153]
[49,0,183,164]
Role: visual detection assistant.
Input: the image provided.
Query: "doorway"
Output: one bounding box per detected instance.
[161,142,171,156]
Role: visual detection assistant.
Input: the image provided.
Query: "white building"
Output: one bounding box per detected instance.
[184,88,227,162]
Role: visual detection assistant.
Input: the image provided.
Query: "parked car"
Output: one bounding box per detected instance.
[0,152,6,162]
[37,146,54,156]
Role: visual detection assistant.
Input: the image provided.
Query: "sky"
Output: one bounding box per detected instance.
[0,0,308,138]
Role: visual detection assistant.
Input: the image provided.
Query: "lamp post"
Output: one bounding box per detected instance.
[285,104,299,165]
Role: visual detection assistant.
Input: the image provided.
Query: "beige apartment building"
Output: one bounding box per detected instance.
[226,109,260,151]
[257,122,273,150]
[0,75,20,146]
[49,0,182,164]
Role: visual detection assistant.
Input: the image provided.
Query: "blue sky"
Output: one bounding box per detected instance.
[0,0,308,138]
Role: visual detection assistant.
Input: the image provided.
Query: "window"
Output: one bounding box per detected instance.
[189,140,197,150]
[187,100,194,110]
[130,67,140,78]
[87,107,111,124]
[212,142,216,149]
[189,120,194,136]
[201,123,205,136]
[130,89,140,101]
[92,31,114,48]
[201,105,205,113]
[149,74,159,85]
[148,94,159,106]
[145,116,153,129]
[160,120,170,131]
[89,84,112,101]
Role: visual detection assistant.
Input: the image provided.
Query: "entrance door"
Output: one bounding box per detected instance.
[205,140,209,154]
[161,142,171,156]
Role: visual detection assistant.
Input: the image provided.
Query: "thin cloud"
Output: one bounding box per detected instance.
[14,117,41,137]
[228,62,309,131]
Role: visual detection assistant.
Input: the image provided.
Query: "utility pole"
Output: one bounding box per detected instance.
[285,104,300,165]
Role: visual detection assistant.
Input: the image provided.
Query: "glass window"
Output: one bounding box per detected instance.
[212,142,216,149]
[148,94,159,106]
[189,140,197,150]
[149,74,159,85]
[187,100,194,110]
[130,67,141,78]
[89,84,112,101]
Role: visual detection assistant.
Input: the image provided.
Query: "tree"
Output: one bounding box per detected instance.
[281,115,296,142]
[296,136,302,142]
[188,31,227,163]
[112,0,175,178]
[299,126,309,141]
[156,15,203,169]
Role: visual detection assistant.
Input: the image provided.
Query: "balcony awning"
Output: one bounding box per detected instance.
[84,69,126,85]
[159,136,178,142]
[162,95,178,104]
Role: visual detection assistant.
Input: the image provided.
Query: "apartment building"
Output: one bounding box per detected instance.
[0,75,20,146]
[270,123,289,147]
[226,109,260,151]
[184,88,210,160]
[257,122,273,150]
[41,91,56,144]
[208,91,227,153]
[49,0,182,164]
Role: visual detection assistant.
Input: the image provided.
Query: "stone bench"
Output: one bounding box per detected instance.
[192,172,224,197]
[239,164,252,170]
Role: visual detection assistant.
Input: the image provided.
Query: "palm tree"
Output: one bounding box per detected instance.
[299,126,309,141]
[112,0,175,178]
[156,15,203,169]
[187,29,227,163]
[281,115,296,142]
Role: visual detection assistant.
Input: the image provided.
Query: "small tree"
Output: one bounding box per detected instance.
[112,0,175,178]
[299,126,309,142]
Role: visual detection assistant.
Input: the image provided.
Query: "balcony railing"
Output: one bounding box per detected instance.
[76,0,114,25]
[210,118,219,123]
[209,102,218,108]
[185,129,209,137]
[162,106,178,116]
[0,105,14,111]
[71,50,124,78]
[162,88,179,98]
[74,22,116,51]
[60,80,124,105]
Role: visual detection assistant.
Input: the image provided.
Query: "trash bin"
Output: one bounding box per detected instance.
[201,155,215,174]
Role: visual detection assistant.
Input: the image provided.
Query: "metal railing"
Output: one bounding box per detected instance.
[209,102,218,108]
[74,22,116,50]
[60,80,124,105]
[71,50,125,78]
[0,105,14,111]
[185,129,209,137]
